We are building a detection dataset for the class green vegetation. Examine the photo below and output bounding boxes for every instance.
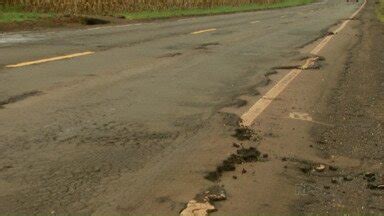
[123,0,314,20]
[1,0,314,23]
[377,0,384,22]
[0,6,52,23]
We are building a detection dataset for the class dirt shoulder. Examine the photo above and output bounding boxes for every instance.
[297,0,384,213]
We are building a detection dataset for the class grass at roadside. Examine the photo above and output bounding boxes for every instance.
[0,6,52,23]
[122,0,314,20]
[377,0,384,22]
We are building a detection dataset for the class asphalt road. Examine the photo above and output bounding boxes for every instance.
[0,0,364,215]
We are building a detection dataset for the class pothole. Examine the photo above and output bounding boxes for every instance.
[0,90,43,108]
[226,98,248,108]
[272,65,302,70]
[80,17,111,25]
[195,42,220,50]
[272,56,325,71]
[158,52,182,58]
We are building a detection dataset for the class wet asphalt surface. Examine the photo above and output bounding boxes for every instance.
[0,0,365,215]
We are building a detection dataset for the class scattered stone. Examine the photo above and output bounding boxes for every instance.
[262,153,269,159]
[232,127,256,141]
[324,185,331,189]
[282,157,288,162]
[236,147,261,162]
[366,176,376,183]
[284,165,288,169]
[317,140,327,145]
[367,183,378,190]
[329,166,338,171]
[364,172,375,178]
[196,186,227,202]
[204,147,261,182]
[180,200,216,216]
[218,160,236,172]
[364,172,377,185]
[232,143,240,148]
[242,168,247,174]
[343,175,353,181]
[315,164,326,172]
[301,57,323,70]
[205,172,220,182]
[299,164,313,174]
[232,175,238,180]
[331,177,341,184]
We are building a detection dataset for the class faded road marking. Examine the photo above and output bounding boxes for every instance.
[241,0,366,127]
[250,21,261,24]
[289,112,333,126]
[289,112,313,122]
[6,51,95,68]
[191,28,217,35]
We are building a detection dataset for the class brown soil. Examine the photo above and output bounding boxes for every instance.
[297,1,384,214]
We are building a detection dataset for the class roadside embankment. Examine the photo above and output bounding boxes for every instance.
[0,0,313,26]
[3,0,310,15]
[0,6,52,23]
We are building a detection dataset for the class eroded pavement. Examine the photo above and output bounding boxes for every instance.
[0,0,382,215]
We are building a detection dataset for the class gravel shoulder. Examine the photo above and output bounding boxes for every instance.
[299,1,384,213]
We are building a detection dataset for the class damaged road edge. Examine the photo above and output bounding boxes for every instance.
[180,125,266,216]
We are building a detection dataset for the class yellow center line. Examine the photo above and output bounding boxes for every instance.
[241,0,367,127]
[6,51,95,68]
[190,28,217,35]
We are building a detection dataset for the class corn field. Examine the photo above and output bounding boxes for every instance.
[3,0,282,14]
